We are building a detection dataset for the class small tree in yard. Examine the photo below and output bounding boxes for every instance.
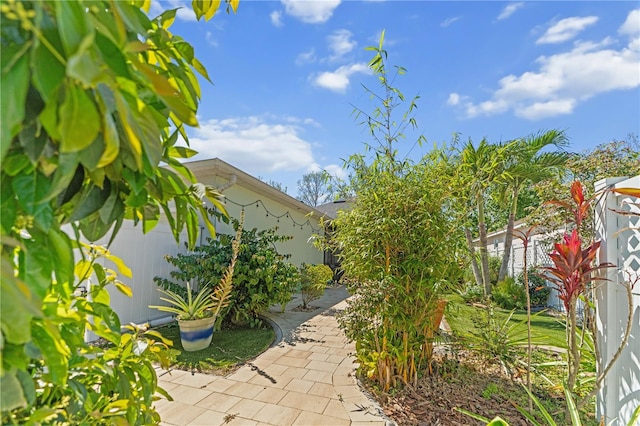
[329,31,464,391]
[299,264,333,309]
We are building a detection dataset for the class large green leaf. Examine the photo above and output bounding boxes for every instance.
[19,122,48,163]
[1,257,41,344]
[1,52,29,162]
[79,212,113,241]
[58,83,101,153]
[31,33,65,102]
[48,228,74,287]
[12,171,54,230]
[23,234,53,300]
[42,152,80,203]
[0,370,28,411]
[31,320,69,386]
[67,34,105,86]
[56,0,92,56]
[67,183,110,223]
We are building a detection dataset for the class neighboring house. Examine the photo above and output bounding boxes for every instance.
[474,221,561,308]
[89,158,325,330]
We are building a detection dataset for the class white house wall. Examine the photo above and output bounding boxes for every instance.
[202,177,324,267]
[92,220,189,329]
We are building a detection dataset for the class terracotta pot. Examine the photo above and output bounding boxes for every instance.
[178,316,215,352]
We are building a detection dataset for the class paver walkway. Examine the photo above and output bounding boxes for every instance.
[154,286,392,426]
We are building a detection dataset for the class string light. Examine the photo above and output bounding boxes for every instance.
[219,196,320,233]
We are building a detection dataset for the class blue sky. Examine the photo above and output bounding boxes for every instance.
[154,1,640,196]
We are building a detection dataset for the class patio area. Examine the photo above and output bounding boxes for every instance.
[154,286,392,425]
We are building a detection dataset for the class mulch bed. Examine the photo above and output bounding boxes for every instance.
[365,351,564,425]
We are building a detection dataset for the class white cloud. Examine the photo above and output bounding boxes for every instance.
[619,9,640,50]
[323,164,347,180]
[270,10,283,27]
[312,63,369,93]
[447,93,460,106]
[536,16,599,44]
[497,2,524,21]
[327,29,357,60]
[515,99,576,120]
[451,15,640,121]
[619,9,640,36]
[281,0,341,24]
[296,48,317,66]
[440,16,461,28]
[187,116,316,173]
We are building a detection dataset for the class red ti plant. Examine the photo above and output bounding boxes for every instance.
[540,181,614,395]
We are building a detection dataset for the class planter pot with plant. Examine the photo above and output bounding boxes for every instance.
[151,217,243,351]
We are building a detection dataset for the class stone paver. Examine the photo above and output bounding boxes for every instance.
[156,286,393,425]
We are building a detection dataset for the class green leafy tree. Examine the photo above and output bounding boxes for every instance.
[1,0,238,423]
[532,136,640,240]
[496,130,569,282]
[456,138,512,295]
[297,170,334,206]
[329,31,463,391]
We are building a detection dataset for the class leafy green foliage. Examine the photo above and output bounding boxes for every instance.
[458,284,486,304]
[532,137,640,241]
[151,218,242,321]
[2,244,176,424]
[517,271,550,307]
[492,277,527,310]
[1,0,238,422]
[330,32,463,391]
[155,219,299,327]
[299,263,332,309]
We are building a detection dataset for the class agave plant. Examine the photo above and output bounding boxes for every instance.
[153,281,217,321]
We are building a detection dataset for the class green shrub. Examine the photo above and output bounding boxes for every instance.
[489,255,502,286]
[516,271,550,307]
[459,285,486,304]
[492,277,526,310]
[299,264,333,309]
[155,219,299,327]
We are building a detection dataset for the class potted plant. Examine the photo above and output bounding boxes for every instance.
[151,219,242,351]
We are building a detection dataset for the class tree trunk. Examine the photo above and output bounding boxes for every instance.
[498,189,518,282]
[464,228,483,288]
[477,199,491,295]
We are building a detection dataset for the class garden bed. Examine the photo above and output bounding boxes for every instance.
[367,350,597,425]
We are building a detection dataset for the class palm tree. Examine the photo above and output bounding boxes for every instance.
[496,130,569,283]
[459,138,512,295]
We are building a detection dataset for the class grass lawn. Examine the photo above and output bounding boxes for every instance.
[153,321,275,375]
[446,293,567,348]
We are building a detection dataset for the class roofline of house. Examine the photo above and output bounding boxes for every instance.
[184,158,326,220]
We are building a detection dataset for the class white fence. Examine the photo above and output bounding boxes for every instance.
[594,176,640,425]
